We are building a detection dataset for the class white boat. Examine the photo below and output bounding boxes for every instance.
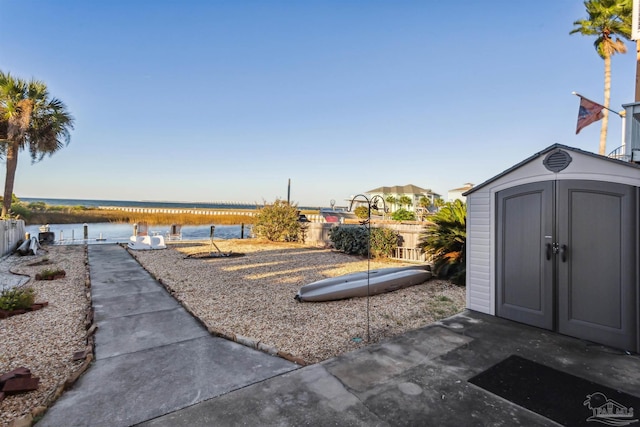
[295,265,432,302]
[127,235,167,250]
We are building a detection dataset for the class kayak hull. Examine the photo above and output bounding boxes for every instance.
[295,265,432,302]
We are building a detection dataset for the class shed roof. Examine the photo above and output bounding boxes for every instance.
[463,143,640,196]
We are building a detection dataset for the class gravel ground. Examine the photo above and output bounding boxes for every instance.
[0,240,465,426]
[0,245,89,427]
[131,239,466,364]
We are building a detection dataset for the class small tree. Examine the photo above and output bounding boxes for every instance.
[369,227,399,258]
[354,205,369,219]
[253,199,301,242]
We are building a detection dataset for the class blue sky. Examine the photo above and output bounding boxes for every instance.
[1,1,637,207]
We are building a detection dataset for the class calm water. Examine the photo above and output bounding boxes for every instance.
[21,197,262,243]
[25,223,252,244]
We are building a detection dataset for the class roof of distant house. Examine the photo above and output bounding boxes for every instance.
[449,183,474,192]
[366,184,438,195]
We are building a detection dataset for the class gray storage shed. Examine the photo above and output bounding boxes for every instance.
[465,144,639,353]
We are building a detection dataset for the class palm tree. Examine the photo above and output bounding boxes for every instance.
[418,200,466,285]
[571,0,632,155]
[398,195,412,210]
[0,71,74,217]
[384,194,397,211]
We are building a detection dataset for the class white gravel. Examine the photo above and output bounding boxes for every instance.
[0,245,89,427]
[131,240,466,364]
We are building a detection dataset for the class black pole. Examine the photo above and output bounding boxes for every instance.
[287,178,291,204]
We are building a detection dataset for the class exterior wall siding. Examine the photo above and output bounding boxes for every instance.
[466,190,493,314]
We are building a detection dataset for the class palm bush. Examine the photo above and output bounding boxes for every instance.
[418,200,466,285]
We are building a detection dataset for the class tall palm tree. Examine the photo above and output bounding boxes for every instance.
[398,195,412,210]
[384,194,397,212]
[571,0,632,155]
[0,71,74,217]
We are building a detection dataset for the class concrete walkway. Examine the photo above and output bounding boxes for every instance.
[139,311,640,426]
[38,244,640,426]
[38,245,297,427]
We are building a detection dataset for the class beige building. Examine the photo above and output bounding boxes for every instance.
[363,184,441,213]
[447,183,474,202]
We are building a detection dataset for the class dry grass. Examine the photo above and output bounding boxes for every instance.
[26,209,256,226]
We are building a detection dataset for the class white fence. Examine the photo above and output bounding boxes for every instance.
[0,219,25,256]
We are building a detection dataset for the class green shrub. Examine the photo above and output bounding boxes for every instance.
[9,203,31,219]
[329,225,369,256]
[0,287,35,311]
[391,208,416,221]
[329,225,398,258]
[36,268,66,280]
[369,227,399,258]
[252,199,301,242]
[27,201,47,211]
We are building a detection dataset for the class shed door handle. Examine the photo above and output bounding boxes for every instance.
[546,243,552,260]
[560,244,568,262]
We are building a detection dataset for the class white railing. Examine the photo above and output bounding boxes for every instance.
[390,246,430,263]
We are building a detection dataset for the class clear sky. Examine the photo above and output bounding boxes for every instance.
[1,1,637,207]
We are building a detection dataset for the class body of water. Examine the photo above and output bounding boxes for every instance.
[21,197,318,211]
[25,223,251,244]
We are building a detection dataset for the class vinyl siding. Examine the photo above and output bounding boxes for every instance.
[466,190,493,314]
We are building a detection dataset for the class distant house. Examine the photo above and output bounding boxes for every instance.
[447,183,474,202]
[362,184,442,213]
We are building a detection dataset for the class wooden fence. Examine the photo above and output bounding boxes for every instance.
[0,219,25,256]
[304,222,430,263]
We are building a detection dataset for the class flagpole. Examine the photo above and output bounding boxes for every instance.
[572,92,623,117]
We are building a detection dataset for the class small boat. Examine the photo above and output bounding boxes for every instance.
[295,265,432,302]
[127,235,167,250]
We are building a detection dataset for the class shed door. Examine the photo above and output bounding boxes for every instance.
[556,181,636,350]
[496,182,554,330]
[497,180,637,351]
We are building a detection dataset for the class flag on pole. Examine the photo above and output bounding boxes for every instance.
[575,95,605,134]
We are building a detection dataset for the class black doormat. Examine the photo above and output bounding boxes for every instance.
[468,355,640,426]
